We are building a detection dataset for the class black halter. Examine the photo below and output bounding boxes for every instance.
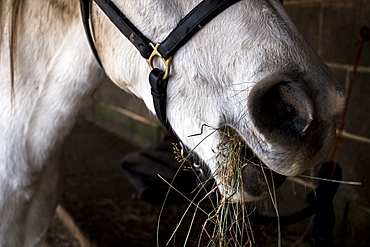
[80,0,243,136]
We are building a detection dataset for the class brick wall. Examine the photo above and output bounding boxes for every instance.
[82,0,370,245]
[285,0,370,245]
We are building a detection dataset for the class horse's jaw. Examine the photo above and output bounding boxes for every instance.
[167,70,343,202]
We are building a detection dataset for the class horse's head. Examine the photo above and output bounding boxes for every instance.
[92,0,343,201]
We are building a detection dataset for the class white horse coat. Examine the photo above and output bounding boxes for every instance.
[0,0,343,246]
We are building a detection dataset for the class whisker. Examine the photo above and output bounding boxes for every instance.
[298,174,362,186]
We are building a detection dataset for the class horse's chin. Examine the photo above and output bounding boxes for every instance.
[201,126,287,202]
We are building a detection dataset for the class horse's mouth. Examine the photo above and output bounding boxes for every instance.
[216,126,286,201]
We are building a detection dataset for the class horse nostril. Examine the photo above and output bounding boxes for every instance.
[249,80,313,143]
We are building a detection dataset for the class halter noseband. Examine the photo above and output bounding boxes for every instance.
[80,0,242,136]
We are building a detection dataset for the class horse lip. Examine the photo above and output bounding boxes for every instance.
[267,163,304,177]
[220,125,311,179]
[219,126,287,195]
[240,158,287,192]
[259,148,325,177]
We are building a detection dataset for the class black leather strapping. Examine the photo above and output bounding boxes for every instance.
[148,69,171,132]
[80,0,241,135]
[85,0,154,59]
[156,0,242,60]
[80,0,102,67]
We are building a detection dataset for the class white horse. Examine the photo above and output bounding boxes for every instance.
[0,0,343,246]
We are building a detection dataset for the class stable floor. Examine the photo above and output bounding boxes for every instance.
[45,119,313,247]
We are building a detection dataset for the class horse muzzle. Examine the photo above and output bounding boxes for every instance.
[245,73,341,177]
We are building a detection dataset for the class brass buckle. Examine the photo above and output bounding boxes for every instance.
[146,43,172,80]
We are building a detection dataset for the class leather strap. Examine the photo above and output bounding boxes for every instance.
[80,0,242,136]
[80,0,241,62]
[80,0,102,66]
[91,0,154,59]
[148,69,173,134]
[157,0,241,60]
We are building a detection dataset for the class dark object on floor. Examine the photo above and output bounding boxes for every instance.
[250,162,342,247]
[121,140,199,203]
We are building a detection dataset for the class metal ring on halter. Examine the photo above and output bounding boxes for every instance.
[146,43,172,80]
[179,141,185,158]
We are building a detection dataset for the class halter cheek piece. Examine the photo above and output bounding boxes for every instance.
[79,0,243,137]
[80,0,284,190]
[80,0,284,135]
